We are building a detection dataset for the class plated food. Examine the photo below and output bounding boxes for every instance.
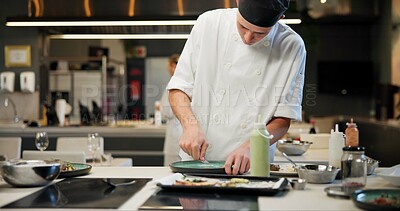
[158,173,288,196]
[58,162,92,178]
[174,176,276,188]
[270,163,298,177]
[352,189,400,210]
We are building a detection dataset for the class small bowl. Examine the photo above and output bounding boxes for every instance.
[290,178,307,190]
[1,160,61,187]
[366,156,379,175]
[277,140,313,156]
[296,164,340,184]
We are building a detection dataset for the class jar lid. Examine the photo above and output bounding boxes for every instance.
[342,146,365,151]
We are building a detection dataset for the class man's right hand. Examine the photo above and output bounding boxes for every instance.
[179,124,208,160]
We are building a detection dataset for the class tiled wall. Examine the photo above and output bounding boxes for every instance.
[0,92,39,122]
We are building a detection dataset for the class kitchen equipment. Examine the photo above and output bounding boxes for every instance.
[20,71,35,93]
[277,140,312,155]
[296,164,340,184]
[1,160,61,187]
[366,156,379,175]
[341,146,367,194]
[55,99,72,126]
[169,160,225,174]
[281,152,304,170]
[2,178,151,209]
[0,71,15,92]
[140,189,259,210]
[156,173,288,196]
[290,178,307,190]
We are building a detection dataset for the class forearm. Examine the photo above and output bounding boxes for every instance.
[266,117,291,145]
[168,89,199,129]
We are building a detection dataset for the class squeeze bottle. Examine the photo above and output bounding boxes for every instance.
[250,115,274,177]
[328,124,345,168]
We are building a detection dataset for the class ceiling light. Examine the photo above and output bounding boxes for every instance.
[6,19,301,27]
[49,34,190,39]
[6,20,197,27]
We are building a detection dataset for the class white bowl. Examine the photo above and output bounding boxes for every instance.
[300,133,330,149]
[377,164,400,187]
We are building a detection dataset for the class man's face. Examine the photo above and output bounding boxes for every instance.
[236,12,272,46]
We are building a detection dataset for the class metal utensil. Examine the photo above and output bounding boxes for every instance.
[281,152,305,169]
[103,178,136,187]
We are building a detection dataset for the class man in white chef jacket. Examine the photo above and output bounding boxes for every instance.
[167,0,306,175]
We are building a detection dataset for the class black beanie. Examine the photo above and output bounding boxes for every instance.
[238,0,290,27]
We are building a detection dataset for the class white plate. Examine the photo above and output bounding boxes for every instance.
[377,164,400,187]
[270,163,298,177]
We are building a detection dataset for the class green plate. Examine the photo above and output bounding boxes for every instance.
[351,189,400,210]
[169,160,226,174]
[58,163,92,178]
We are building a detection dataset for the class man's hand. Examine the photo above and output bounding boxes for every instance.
[224,141,250,175]
[179,124,208,160]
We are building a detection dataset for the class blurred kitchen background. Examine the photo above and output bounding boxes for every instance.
[0,0,399,123]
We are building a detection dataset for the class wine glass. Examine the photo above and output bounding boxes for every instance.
[35,132,49,151]
[87,133,100,165]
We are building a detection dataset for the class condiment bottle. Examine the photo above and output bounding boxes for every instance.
[154,101,162,126]
[328,124,345,168]
[341,146,367,194]
[345,118,359,147]
[250,115,274,177]
[309,119,317,134]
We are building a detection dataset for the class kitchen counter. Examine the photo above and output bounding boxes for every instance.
[0,124,166,138]
[0,122,166,166]
[0,166,396,210]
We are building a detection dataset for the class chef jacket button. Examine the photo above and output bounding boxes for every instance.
[240,123,247,129]
[233,35,239,41]
[219,89,226,95]
[263,41,270,47]
[256,69,261,75]
[225,63,232,70]
[214,115,219,122]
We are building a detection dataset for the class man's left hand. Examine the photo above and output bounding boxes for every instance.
[224,141,250,175]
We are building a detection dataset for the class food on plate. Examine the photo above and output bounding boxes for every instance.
[270,163,296,173]
[174,177,218,186]
[368,194,399,207]
[173,176,276,188]
[270,164,280,171]
[61,162,76,172]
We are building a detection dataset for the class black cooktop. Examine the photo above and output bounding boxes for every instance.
[139,189,259,210]
[2,178,151,209]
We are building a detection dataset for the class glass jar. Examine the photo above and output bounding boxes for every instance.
[341,146,367,194]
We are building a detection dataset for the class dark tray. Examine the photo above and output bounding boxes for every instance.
[157,173,289,196]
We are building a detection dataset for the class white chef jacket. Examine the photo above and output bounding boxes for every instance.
[166,8,306,161]
[160,89,183,165]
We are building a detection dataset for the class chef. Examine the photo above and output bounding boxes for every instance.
[167,0,306,175]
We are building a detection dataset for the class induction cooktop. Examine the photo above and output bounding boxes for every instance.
[2,178,151,209]
[139,189,259,210]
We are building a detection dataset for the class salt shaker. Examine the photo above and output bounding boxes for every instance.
[341,146,367,194]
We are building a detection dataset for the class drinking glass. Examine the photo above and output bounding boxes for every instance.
[35,132,49,151]
[87,133,100,165]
